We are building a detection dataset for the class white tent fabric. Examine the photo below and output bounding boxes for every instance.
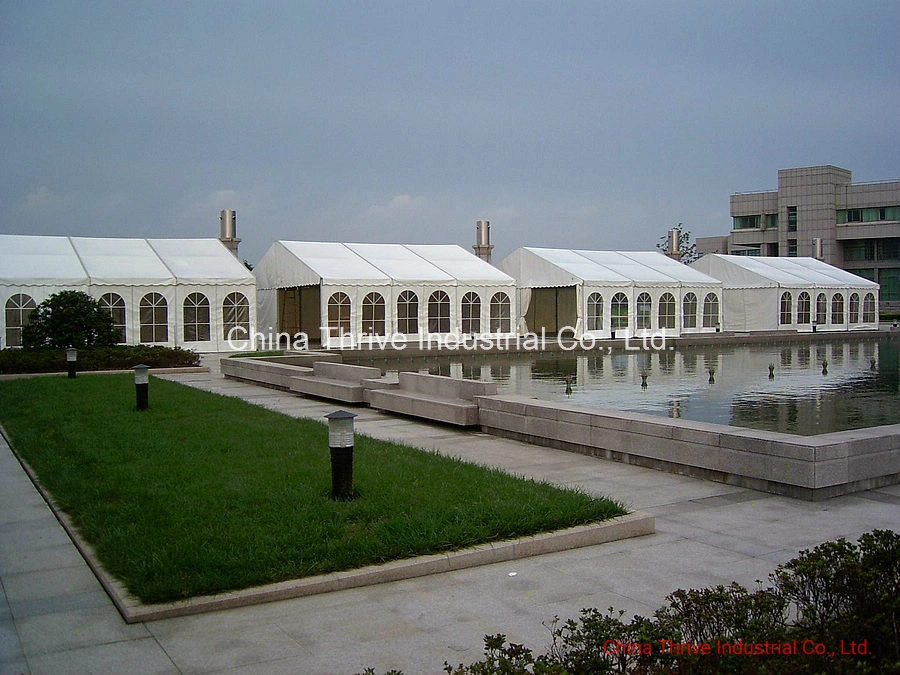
[497,248,723,338]
[0,235,256,351]
[690,255,879,332]
[254,241,517,348]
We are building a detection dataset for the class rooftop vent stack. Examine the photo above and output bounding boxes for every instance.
[473,220,494,263]
[814,238,824,260]
[667,227,683,261]
[219,209,241,257]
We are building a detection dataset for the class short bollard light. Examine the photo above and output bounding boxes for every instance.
[325,410,357,501]
[133,364,150,411]
[66,347,78,379]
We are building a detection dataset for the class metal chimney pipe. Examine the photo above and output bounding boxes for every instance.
[473,220,494,263]
[219,209,241,257]
[666,228,683,261]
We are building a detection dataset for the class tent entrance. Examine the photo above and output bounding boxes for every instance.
[277,285,321,345]
[524,286,577,335]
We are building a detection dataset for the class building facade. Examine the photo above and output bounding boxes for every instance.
[697,166,900,310]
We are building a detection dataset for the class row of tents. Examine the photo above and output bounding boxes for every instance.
[0,234,880,350]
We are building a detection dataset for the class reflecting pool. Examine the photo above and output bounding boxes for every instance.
[351,338,900,435]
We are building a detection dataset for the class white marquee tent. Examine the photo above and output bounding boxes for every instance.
[0,235,256,351]
[690,254,879,332]
[254,241,517,348]
[497,248,723,338]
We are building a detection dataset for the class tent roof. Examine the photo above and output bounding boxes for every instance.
[498,248,722,287]
[0,235,254,287]
[690,254,879,289]
[256,241,515,288]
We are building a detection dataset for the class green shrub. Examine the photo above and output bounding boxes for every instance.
[21,290,119,349]
[398,530,900,675]
[0,345,200,374]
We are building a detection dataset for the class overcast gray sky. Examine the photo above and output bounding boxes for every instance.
[2,1,898,265]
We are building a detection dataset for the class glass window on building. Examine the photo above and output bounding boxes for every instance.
[490,292,511,332]
[862,293,877,323]
[787,206,798,232]
[611,293,629,329]
[878,269,900,302]
[427,291,451,333]
[831,294,844,324]
[796,292,811,324]
[183,293,211,342]
[397,291,418,334]
[815,293,827,325]
[682,293,697,329]
[702,293,719,328]
[99,293,127,343]
[765,213,778,229]
[733,215,761,230]
[849,293,860,324]
[327,292,351,335]
[636,293,652,329]
[140,293,168,343]
[779,292,792,325]
[788,239,798,257]
[362,292,386,336]
[4,293,37,347]
[460,292,481,334]
[223,292,250,341]
[586,293,603,331]
[658,293,676,329]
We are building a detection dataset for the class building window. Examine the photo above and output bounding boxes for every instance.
[427,291,451,333]
[183,293,211,342]
[585,293,603,331]
[99,293,126,343]
[847,209,862,223]
[4,293,36,347]
[461,292,481,334]
[611,293,628,330]
[682,293,698,329]
[733,215,761,230]
[223,292,250,340]
[862,293,877,323]
[831,294,844,324]
[327,292,351,335]
[788,239,798,257]
[881,269,900,302]
[397,290,418,334]
[849,293,860,324]
[636,293,652,329]
[658,293,676,329]
[362,292,386,336]
[796,292,811,324]
[702,293,719,328]
[765,213,778,229]
[787,206,797,232]
[815,293,827,325]
[779,292,792,325]
[140,293,168,343]
[490,292,511,332]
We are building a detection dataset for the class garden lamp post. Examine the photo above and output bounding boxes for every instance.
[66,347,77,379]
[325,410,357,500]
[133,364,150,411]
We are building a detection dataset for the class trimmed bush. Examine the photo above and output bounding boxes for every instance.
[22,290,119,349]
[0,345,200,374]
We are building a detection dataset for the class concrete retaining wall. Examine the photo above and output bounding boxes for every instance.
[476,394,900,500]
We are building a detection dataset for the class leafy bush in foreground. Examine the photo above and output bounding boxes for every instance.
[0,345,200,374]
[366,529,900,674]
[22,290,119,349]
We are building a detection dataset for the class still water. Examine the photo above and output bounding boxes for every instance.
[351,338,900,435]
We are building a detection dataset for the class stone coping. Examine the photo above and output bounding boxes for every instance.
[2,424,653,624]
[0,366,208,381]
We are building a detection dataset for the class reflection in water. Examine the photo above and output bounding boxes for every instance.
[351,338,899,436]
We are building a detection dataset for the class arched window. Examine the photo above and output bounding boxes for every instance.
[490,292,511,333]
[831,294,844,325]
[658,293,676,330]
[636,293,652,330]
[815,293,827,325]
[362,292,386,336]
[702,293,719,328]
[397,291,418,334]
[682,293,698,329]
[140,293,168,343]
[99,293,127,343]
[4,293,36,347]
[611,293,628,330]
[461,292,481,334]
[849,293,860,324]
[223,292,250,340]
[427,291,451,333]
[327,292,351,335]
[796,292,811,325]
[780,292,793,325]
[586,293,603,331]
[183,293,211,341]
[862,293,877,323]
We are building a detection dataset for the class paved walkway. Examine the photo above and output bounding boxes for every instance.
[2,359,899,674]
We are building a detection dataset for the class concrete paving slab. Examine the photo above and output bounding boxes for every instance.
[15,606,151,656]
[26,638,177,675]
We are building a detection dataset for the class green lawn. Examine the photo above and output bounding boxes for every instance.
[0,375,626,604]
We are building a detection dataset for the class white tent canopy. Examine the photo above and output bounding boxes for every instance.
[497,248,723,338]
[690,254,879,332]
[254,241,517,348]
[0,235,256,351]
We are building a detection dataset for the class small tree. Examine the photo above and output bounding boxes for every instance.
[657,224,699,263]
[22,290,119,349]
